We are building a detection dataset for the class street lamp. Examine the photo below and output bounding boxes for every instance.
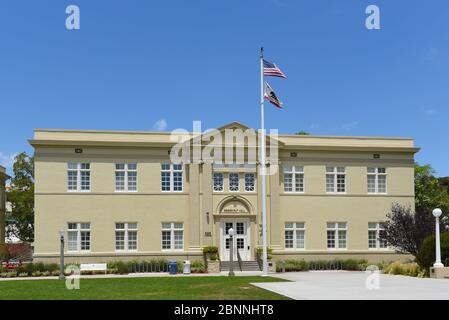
[228,227,235,276]
[59,230,66,280]
[432,208,444,268]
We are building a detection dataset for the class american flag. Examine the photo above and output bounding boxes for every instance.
[263,59,287,78]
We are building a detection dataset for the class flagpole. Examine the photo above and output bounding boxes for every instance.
[260,47,268,276]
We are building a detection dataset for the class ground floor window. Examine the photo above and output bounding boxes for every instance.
[67,222,91,252]
[284,222,305,249]
[327,222,347,249]
[161,222,184,250]
[115,222,138,251]
[368,222,387,249]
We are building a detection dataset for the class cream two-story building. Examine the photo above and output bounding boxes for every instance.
[30,122,418,264]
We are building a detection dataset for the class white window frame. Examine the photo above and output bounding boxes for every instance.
[284,222,306,250]
[367,167,387,194]
[327,222,347,250]
[368,222,387,250]
[161,164,183,192]
[326,166,346,194]
[213,172,224,192]
[161,222,184,251]
[244,173,256,192]
[229,173,239,192]
[115,163,138,192]
[283,165,305,193]
[115,222,138,252]
[67,163,91,192]
[67,222,91,253]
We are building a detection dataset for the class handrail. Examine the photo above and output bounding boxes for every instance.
[236,247,243,271]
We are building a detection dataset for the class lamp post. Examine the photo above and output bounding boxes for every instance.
[59,230,66,280]
[432,208,444,268]
[228,227,235,276]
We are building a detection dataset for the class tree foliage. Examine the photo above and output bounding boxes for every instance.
[381,164,449,256]
[6,152,34,242]
[294,131,310,135]
[416,233,449,269]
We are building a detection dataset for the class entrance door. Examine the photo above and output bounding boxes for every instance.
[221,219,250,261]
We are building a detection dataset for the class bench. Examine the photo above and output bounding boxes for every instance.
[80,263,107,274]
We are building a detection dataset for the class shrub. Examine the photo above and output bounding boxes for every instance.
[31,271,42,277]
[107,261,129,274]
[51,270,60,276]
[203,246,219,261]
[382,261,425,277]
[256,247,273,260]
[18,272,29,277]
[190,261,206,273]
[416,232,449,269]
[276,260,309,272]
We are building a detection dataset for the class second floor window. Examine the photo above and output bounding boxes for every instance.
[367,167,387,193]
[213,173,224,192]
[161,164,183,192]
[244,173,255,192]
[229,173,239,192]
[326,166,346,193]
[115,163,137,192]
[284,165,304,193]
[67,222,91,252]
[115,222,138,251]
[68,163,90,191]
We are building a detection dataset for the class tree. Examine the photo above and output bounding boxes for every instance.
[381,163,449,256]
[6,152,34,242]
[294,131,310,135]
[415,164,449,213]
[381,204,444,256]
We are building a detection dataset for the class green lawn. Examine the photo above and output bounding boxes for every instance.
[0,276,290,300]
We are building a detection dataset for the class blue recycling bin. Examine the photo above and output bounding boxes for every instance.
[168,261,177,275]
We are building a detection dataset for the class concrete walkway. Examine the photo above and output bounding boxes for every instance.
[253,271,449,300]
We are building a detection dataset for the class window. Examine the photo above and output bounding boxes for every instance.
[161,164,183,192]
[367,168,387,194]
[161,222,184,250]
[326,166,346,193]
[229,173,239,192]
[115,222,138,251]
[213,173,224,192]
[67,222,91,252]
[368,222,387,249]
[284,222,305,249]
[115,163,137,192]
[284,165,304,192]
[244,173,255,192]
[327,222,347,249]
[67,163,90,191]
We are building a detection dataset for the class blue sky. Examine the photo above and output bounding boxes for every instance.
[0,0,448,176]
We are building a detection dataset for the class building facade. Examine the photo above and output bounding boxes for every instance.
[0,165,10,259]
[30,122,418,263]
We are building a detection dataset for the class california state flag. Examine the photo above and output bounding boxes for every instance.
[264,81,283,109]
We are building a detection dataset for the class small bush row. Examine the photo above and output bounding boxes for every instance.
[0,259,206,278]
[276,259,369,272]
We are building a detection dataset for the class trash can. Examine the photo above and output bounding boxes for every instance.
[168,261,177,275]
[183,260,191,274]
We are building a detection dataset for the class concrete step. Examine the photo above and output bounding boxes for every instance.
[220,260,261,271]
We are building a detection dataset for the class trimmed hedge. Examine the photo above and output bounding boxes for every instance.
[276,259,369,272]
